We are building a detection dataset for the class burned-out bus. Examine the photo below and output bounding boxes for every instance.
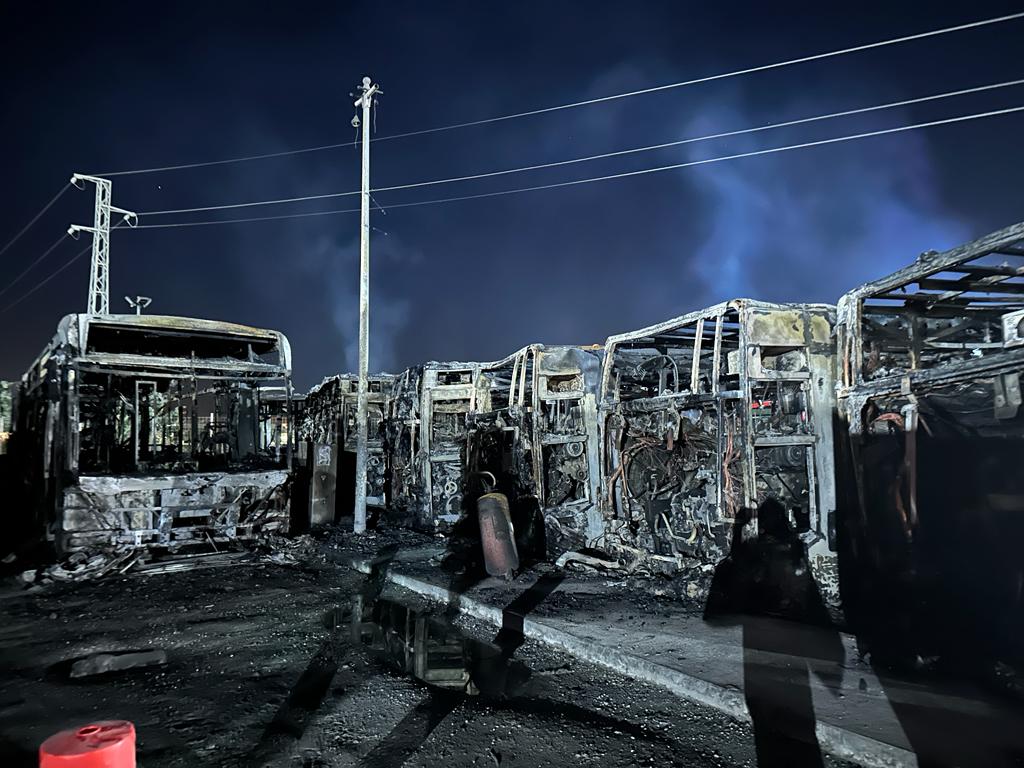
[378,301,841,605]
[14,313,296,555]
[836,222,1024,659]
[302,373,392,525]
[384,346,604,543]
[597,299,840,606]
[465,344,604,556]
[387,359,507,531]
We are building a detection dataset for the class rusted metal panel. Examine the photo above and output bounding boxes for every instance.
[309,441,338,526]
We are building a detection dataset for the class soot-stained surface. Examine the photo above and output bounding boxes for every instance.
[0,550,856,767]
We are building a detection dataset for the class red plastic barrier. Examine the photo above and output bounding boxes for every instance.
[40,721,135,767]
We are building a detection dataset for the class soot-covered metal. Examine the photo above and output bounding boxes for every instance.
[836,221,1024,667]
[11,313,296,556]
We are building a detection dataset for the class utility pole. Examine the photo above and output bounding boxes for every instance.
[68,173,136,315]
[352,76,380,534]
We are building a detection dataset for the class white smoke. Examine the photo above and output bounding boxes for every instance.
[303,232,419,374]
[677,94,972,305]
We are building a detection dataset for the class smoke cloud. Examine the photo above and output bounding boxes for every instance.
[677,92,972,306]
[304,233,418,375]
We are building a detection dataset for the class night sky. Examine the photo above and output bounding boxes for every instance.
[2,2,1023,390]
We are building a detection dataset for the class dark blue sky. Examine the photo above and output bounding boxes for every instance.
[2,2,1023,389]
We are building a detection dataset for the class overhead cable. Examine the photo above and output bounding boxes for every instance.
[0,185,69,258]
[97,11,1024,177]
[0,233,69,299]
[0,221,126,315]
[122,104,1024,230]
[139,79,1024,217]
[0,243,90,314]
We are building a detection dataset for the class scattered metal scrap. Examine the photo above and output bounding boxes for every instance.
[37,547,140,583]
[555,550,625,572]
[18,531,320,586]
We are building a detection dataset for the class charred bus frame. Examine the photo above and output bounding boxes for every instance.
[303,373,392,526]
[385,346,604,543]
[14,313,295,555]
[836,222,1024,654]
[597,299,840,604]
[387,357,516,531]
[465,344,604,556]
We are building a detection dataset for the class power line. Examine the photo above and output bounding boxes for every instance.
[372,12,1024,141]
[99,141,359,178]
[122,104,1024,231]
[139,78,1024,218]
[0,243,90,314]
[0,233,69,299]
[0,221,127,316]
[97,11,1024,178]
[135,206,360,229]
[0,184,69,258]
[16,106,1019,311]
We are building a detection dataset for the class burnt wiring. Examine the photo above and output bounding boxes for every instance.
[722,413,739,520]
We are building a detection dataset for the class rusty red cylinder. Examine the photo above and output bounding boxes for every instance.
[40,721,136,768]
[477,492,520,578]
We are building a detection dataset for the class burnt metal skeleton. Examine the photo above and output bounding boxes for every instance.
[597,299,840,608]
[383,361,481,532]
[14,313,296,555]
[464,345,604,560]
[368,309,839,609]
[835,221,1024,663]
[301,373,393,526]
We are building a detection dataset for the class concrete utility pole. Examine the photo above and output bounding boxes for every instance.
[68,173,136,315]
[352,76,380,534]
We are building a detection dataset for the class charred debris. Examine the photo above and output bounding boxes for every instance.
[4,222,1023,645]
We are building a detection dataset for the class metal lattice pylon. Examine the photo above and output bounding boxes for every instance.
[69,173,136,316]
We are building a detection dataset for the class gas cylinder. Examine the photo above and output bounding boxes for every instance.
[477,492,520,578]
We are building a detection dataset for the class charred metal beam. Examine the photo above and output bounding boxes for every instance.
[918,277,1024,295]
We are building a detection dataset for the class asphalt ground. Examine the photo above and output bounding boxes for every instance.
[0,551,858,768]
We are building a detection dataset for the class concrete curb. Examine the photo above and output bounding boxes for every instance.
[355,560,916,768]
